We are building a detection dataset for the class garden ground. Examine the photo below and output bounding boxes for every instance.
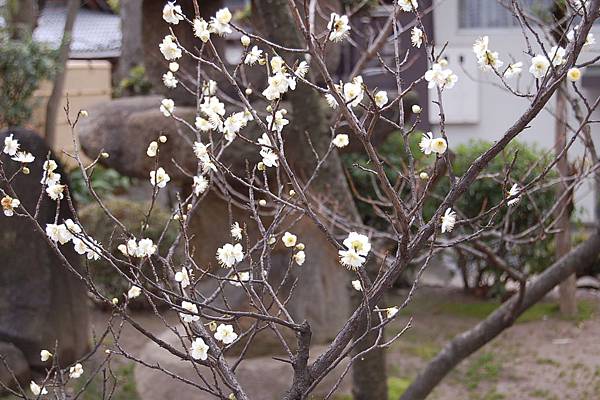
[13,286,598,400]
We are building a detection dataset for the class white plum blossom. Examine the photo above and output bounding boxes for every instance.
[262,72,292,101]
[162,71,178,88]
[266,110,289,132]
[351,280,362,291]
[175,267,190,288]
[193,18,211,42]
[327,13,351,42]
[120,238,157,258]
[69,363,84,379]
[295,61,309,78]
[180,301,200,323]
[244,46,263,65]
[1,195,20,217]
[529,55,550,79]
[343,76,364,107]
[231,222,242,241]
[46,184,65,200]
[190,337,209,360]
[46,223,72,244]
[567,67,582,82]
[411,27,423,48]
[163,2,184,24]
[214,324,238,344]
[147,141,158,157]
[30,381,48,396]
[261,149,279,168]
[293,250,306,266]
[169,62,179,72]
[567,28,595,47]
[40,350,52,362]
[325,93,338,109]
[193,175,209,195]
[441,208,457,233]
[11,151,35,163]
[160,98,175,116]
[222,112,249,141]
[374,91,388,108]
[333,134,349,148]
[210,8,232,36]
[200,97,225,119]
[3,134,19,156]
[425,63,458,90]
[339,248,366,270]
[503,62,523,78]
[343,232,371,256]
[159,35,182,60]
[216,243,244,268]
[472,36,503,71]
[386,306,399,319]
[282,232,297,248]
[150,167,171,188]
[507,183,522,206]
[549,46,566,66]
[270,56,285,73]
[128,286,142,299]
[42,160,60,186]
[339,232,371,269]
[397,0,418,12]
[241,35,251,47]
[195,116,213,132]
[419,132,447,155]
[229,271,250,286]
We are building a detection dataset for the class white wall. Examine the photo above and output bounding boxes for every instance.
[431,0,600,221]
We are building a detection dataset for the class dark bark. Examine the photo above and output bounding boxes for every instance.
[44,0,79,146]
[117,0,143,82]
[399,232,600,400]
[6,0,38,39]
[251,1,387,398]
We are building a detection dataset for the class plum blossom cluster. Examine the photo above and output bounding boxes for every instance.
[424,61,458,90]
[472,36,503,72]
[419,132,447,155]
[339,232,371,269]
[118,238,157,258]
[46,220,101,260]
[281,232,306,266]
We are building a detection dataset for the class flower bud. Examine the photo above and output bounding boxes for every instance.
[258,199,267,206]
[419,172,429,180]
[159,135,168,143]
[412,104,422,114]
[22,167,30,175]
[241,35,250,47]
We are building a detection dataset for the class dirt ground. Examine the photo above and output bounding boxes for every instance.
[85,286,600,400]
[384,287,600,400]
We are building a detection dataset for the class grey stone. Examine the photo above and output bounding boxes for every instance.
[0,128,90,369]
[134,329,351,400]
[0,342,30,392]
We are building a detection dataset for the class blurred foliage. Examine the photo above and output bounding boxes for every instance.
[0,29,57,127]
[78,197,178,310]
[76,363,139,400]
[69,165,132,205]
[343,133,559,295]
[107,0,120,14]
[114,65,152,97]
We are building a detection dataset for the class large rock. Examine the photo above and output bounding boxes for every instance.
[78,96,261,183]
[0,342,30,392]
[0,128,90,370]
[134,329,351,400]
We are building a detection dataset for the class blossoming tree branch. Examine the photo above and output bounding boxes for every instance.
[1,0,600,399]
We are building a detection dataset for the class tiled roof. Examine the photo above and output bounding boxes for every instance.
[33,5,121,59]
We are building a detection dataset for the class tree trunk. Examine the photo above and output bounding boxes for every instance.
[6,0,38,39]
[251,1,387,397]
[117,0,143,83]
[44,0,79,146]
[555,86,577,317]
[399,232,600,400]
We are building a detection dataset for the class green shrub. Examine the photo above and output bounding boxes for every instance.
[69,165,132,205]
[114,65,152,97]
[78,197,179,309]
[0,29,57,127]
[342,133,557,295]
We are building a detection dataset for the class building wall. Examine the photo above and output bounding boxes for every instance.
[432,0,600,221]
[31,59,112,164]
